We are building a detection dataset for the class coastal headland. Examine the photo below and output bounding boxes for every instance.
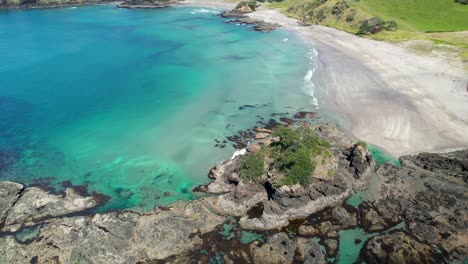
[1,117,467,263]
[0,1,467,263]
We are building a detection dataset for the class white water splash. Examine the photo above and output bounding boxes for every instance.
[231,148,247,160]
[190,8,220,15]
[303,48,319,109]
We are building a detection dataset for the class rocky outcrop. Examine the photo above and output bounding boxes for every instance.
[0,197,226,263]
[0,181,23,227]
[2,186,99,232]
[361,232,442,264]
[116,0,181,9]
[357,150,468,263]
[1,120,467,263]
[251,233,326,264]
[220,2,280,32]
[200,123,374,230]
[0,0,111,9]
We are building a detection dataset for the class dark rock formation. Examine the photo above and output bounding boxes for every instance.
[220,3,280,32]
[357,150,468,263]
[361,232,444,264]
[0,0,111,9]
[0,120,467,263]
[117,0,181,9]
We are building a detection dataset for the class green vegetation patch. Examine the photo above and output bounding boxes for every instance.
[235,0,259,11]
[360,0,468,32]
[271,126,331,186]
[237,126,332,187]
[239,152,265,181]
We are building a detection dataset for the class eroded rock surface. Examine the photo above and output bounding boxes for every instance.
[0,121,467,263]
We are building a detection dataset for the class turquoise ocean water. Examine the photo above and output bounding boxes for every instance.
[0,5,318,211]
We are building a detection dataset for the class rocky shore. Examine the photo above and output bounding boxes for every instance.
[220,2,280,32]
[116,0,181,9]
[0,117,466,263]
[0,0,111,9]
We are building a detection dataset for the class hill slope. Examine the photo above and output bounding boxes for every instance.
[269,0,468,60]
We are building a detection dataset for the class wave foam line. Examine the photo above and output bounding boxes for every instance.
[302,48,319,109]
[190,8,220,15]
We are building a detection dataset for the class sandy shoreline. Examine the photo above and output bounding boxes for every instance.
[183,0,468,157]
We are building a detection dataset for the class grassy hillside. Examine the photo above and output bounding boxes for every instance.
[360,0,468,32]
[268,0,468,61]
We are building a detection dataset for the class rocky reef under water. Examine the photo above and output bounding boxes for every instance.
[0,116,467,263]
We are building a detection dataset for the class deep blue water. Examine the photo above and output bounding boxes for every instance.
[0,5,317,211]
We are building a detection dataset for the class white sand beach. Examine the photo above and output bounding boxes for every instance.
[183,0,468,157]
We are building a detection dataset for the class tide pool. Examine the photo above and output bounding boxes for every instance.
[0,5,318,211]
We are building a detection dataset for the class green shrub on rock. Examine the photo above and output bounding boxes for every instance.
[235,0,259,12]
[239,152,264,181]
[272,126,331,186]
[358,17,398,34]
[357,140,368,149]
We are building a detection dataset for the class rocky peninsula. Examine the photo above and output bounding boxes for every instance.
[1,116,466,263]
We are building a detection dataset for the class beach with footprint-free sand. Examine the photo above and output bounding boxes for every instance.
[184,0,468,157]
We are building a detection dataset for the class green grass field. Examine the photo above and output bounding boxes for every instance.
[360,0,468,32]
[268,0,468,62]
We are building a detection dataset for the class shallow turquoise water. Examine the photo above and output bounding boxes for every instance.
[240,230,264,244]
[0,5,317,211]
[368,145,401,166]
[337,222,406,264]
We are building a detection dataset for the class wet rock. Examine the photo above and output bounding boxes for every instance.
[401,150,468,182]
[361,207,387,232]
[2,187,98,232]
[252,22,280,32]
[360,232,443,264]
[331,206,357,229]
[117,0,181,9]
[0,198,225,263]
[318,221,333,235]
[0,181,24,226]
[279,117,294,126]
[408,221,442,245]
[254,127,272,134]
[251,233,326,264]
[220,11,247,18]
[348,143,375,179]
[298,225,317,237]
[255,132,270,139]
[295,237,326,264]
[251,233,295,263]
[293,112,316,119]
[323,239,338,256]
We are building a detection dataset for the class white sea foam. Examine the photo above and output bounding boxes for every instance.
[231,148,247,160]
[302,48,319,109]
[190,8,219,14]
[283,38,288,42]
[68,6,77,9]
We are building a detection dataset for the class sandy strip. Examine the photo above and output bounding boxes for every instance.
[182,1,468,156]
